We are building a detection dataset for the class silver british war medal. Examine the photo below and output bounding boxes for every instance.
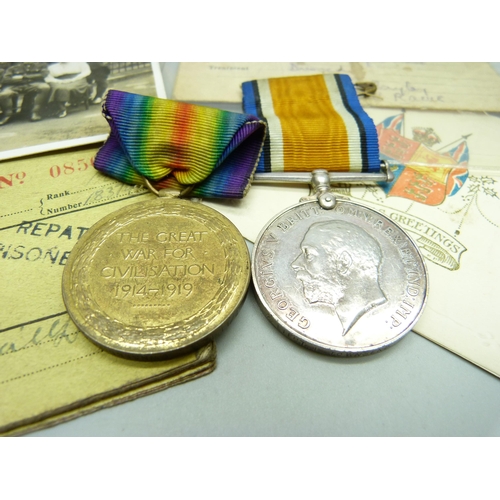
[252,167,428,356]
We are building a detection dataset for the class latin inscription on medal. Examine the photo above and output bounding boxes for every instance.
[62,198,250,358]
[252,199,428,356]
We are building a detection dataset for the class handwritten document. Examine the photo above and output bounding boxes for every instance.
[0,147,215,435]
[173,62,500,112]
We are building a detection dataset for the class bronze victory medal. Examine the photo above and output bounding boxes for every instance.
[62,198,250,358]
[252,199,428,356]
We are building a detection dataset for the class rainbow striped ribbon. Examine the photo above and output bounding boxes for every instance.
[94,90,266,198]
[242,74,380,173]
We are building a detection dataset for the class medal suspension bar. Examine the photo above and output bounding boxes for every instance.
[252,160,394,185]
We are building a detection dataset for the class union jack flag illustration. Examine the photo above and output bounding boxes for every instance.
[445,166,469,197]
[376,114,403,134]
[447,140,469,165]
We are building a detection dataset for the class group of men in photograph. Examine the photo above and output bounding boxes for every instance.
[0,62,110,125]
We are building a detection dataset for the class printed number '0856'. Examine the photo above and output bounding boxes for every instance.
[49,158,94,178]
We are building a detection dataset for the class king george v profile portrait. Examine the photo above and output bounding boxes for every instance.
[291,220,387,336]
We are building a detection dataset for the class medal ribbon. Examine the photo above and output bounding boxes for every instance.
[94,90,266,198]
[242,74,380,173]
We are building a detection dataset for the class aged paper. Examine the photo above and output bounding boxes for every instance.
[173,62,500,112]
[0,147,215,435]
[206,109,500,378]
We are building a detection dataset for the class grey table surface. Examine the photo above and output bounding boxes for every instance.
[30,63,500,437]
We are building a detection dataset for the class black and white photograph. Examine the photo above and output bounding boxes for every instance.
[0,62,165,160]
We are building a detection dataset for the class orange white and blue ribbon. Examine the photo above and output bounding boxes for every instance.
[94,90,266,198]
[242,74,380,173]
